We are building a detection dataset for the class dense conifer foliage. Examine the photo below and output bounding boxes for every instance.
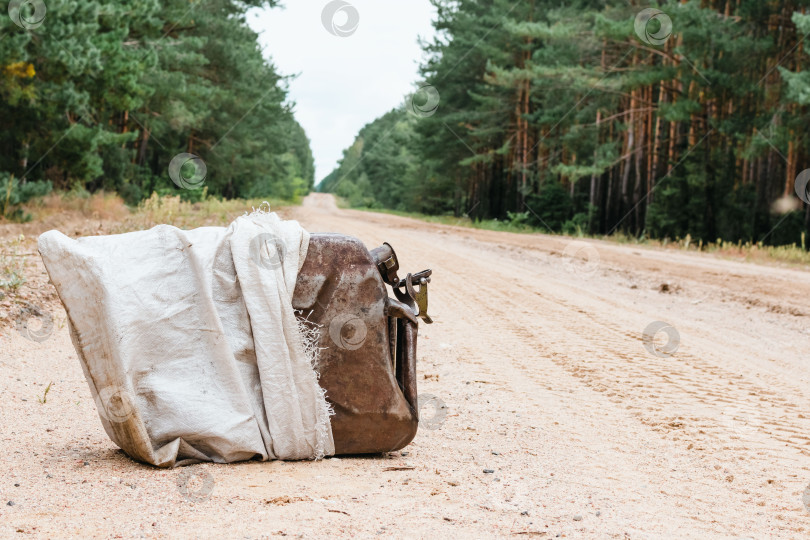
[1,0,314,206]
[322,1,810,245]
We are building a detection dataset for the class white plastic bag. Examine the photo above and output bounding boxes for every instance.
[38,211,334,467]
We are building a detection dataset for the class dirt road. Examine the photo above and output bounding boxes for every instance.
[3,193,810,538]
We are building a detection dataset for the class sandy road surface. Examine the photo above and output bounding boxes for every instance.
[3,193,810,538]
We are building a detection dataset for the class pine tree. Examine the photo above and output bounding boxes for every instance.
[322,0,810,247]
[0,0,314,210]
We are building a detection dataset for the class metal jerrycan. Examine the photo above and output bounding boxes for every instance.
[291,234,433,455]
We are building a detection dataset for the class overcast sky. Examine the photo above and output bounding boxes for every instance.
[248,1,437,184]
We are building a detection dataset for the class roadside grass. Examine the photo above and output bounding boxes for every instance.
[38,382,53,404]
[14,189,295,233]
[351,206,537,234]
[350,205,810,268]
[23,190,131,222]
[0,234,27,294]
[0,191,297,310]
[118,191,294,232]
